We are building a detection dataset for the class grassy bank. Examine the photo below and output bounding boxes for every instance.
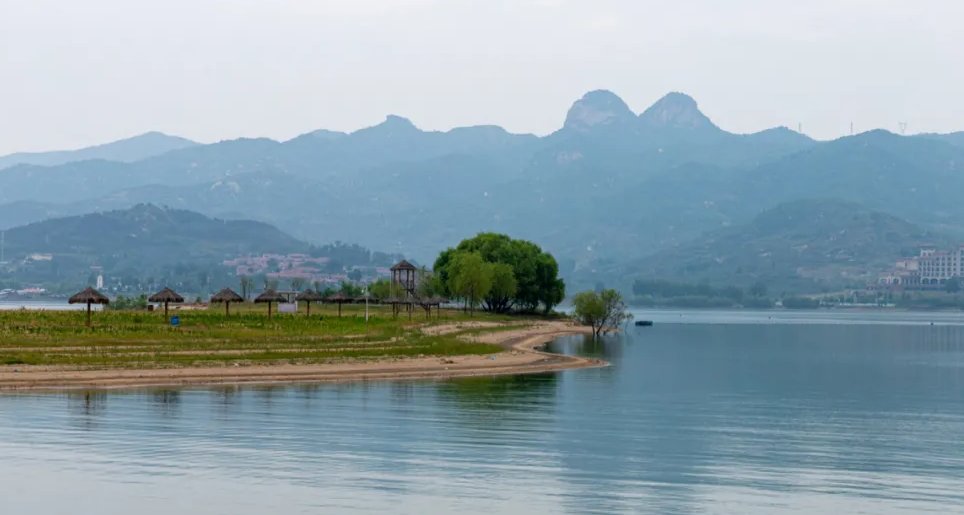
[0,304,517,368]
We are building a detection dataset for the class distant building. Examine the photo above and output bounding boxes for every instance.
[879,246,964,289]
[918,246,964,285]
[96,274,104,289]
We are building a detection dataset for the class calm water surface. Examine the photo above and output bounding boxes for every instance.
[2,310,963,514]
[0,300,93,311]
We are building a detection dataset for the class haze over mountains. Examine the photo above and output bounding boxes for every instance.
[625,199,945,292]
[1,204,398,290]
[0,132,198,170]
[2,90,963,292]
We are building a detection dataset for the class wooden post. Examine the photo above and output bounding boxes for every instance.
[164,301,169,320]
[268,302,273,319]
[225,301,230,316]
[86,301,92,328]
[338,302,342,318]
[306,301,311,317]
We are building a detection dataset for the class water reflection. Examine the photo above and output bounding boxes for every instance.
[67,390,109,431]
[2,318,964,513]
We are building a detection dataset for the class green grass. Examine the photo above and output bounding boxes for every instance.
[0,304,519,369]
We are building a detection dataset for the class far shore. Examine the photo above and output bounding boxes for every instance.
[0,321,603,392]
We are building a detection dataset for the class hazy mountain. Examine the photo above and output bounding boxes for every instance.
[919,131,964,149]
[638,91,718,130]
[2,203,307,265]
[735,130,964,225]
[0,132,198,170]
[1,90,963,283]
[0,201,69,231]
[624,199,944,292]
[0,204,403,291]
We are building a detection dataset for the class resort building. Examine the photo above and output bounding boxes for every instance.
[918,246,964,285]
[878,246,964,288]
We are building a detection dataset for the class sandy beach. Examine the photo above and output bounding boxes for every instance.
[0,321,604,391]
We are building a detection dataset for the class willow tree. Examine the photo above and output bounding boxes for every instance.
[572,289,632,337]
[433,233,565,314]
[447,252,492,316]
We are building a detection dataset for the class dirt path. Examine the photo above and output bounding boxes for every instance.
[0,321,604,391]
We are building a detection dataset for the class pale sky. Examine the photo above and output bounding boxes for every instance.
[2,0,963,154]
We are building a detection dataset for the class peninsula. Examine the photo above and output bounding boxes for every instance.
[0,306,601,391]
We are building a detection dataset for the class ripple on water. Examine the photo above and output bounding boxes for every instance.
[2,318,964,513]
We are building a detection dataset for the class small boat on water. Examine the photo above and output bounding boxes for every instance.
[634,320,654,327]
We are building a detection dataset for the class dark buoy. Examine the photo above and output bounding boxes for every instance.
[635,320,654,327]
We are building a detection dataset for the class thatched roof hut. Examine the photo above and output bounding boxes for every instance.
[255,289,286,303]
[418,296,447,319]
[149,287,184,304]
[148,287,184,319]
[255,289,286,318]
[69,287,109,327]
[390,259,417,271]
[325,292,352,317]
[296,289,324,302]
[69,287,110,305]
[210,288,244,316]
[295,289,324,316]
[383,296,414,319]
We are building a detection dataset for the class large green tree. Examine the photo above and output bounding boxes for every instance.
[434,233,565,314]
[447,252,492,315]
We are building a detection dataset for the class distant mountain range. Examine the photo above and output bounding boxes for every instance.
[620,199,945,292]
[2,90,963,292]
[0,132,198,170]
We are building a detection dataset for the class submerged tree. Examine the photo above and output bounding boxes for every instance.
[572,289,632,337]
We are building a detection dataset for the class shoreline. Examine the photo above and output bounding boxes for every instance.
[0,321,605,392]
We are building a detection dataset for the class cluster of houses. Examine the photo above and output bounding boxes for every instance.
[877,245,964,289]
[0,287,47,297]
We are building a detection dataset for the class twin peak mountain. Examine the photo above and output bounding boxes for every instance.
[563,90,718,133]
[354,90,747,139]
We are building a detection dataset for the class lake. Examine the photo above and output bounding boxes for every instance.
[2,309,963,514]
[0,300,94,311]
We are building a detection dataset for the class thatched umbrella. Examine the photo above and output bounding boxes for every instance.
[69,287,110,327]
[383,297,405,319]
[418,296,446,320]
[255,289,286,319]
[325,292,352,317]
[211,288,244,316]
[148,287,184,320]
[296,289,324,316]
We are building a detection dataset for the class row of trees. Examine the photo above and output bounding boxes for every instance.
[433,233,566,314]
